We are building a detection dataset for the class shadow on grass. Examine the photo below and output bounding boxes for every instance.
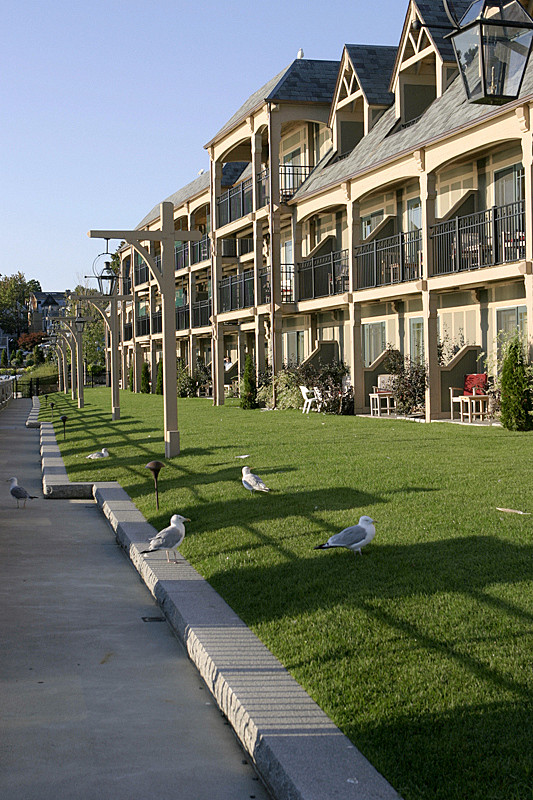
[350,700,532,800]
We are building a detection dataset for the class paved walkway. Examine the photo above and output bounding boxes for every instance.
[0,400,270,800]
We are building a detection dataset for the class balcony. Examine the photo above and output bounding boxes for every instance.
[175,243,189,271]
[431,201,525,275]
[217,178,253,227]
[218,271,254,313]
[191,234,210,265]
[123,322,133,341]
[134,264,150,285]
[279,165,312,203]
[221,237,254,258]
[175,306,190,331]
[356,231,422,289]
[258,265,295,304]
[298,250,348,300]
[192,299,212,328]
[136,316,150,337]
[151,311,162,334]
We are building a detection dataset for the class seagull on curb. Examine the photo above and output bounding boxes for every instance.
[314,516,377,558]
[140,514,190,563]
[242,466,270,494]
[86,448,109,459]
[7,477,38,508]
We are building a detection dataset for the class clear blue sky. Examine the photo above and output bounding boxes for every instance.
[1,0,407,292]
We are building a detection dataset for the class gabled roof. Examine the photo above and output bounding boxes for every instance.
[414,1,472,63]
[344,45,396,106]
[293,56,533,202]
[136,163,248,229]
[206,59,340,146]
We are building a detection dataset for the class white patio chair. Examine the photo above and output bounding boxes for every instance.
[300,385,316,414]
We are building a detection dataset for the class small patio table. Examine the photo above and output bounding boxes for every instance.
[458,393,490,423]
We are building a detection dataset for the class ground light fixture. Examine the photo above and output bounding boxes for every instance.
[60,415,68,440]
[145,460,165,509]
[50,401,54,421]
[448,0,533,104]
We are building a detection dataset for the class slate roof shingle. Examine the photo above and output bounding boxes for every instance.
[344,45,397,106]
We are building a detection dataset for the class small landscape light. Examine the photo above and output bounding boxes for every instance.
[145,460,165,510]
[50,401,55,421]
[60,415,68,440]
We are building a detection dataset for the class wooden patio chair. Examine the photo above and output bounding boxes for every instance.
[450,373,488,420]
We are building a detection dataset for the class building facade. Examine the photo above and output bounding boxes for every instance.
[116,0,533,419]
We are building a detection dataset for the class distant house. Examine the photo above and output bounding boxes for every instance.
[27,292,68,334]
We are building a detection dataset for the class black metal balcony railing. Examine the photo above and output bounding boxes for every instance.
[123,322,133,341]
[174,243,189,271]
[151,311,162,334]
[175,306,190,330]
[221,237,254,258]
[192,299,212,328]
[191,234,210,265]
[431,201,525,275]
[298,250,349,300]
[134,264,150,285]
[217,178,253,227]
[218,271,254,313]
[356,231,422,289]
[136,316,150,337]
[258,265,295,304]
[279,165,312,203]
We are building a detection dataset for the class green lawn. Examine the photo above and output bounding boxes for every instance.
[41,389,533,800]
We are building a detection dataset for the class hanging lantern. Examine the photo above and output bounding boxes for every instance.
[450,0,533,104]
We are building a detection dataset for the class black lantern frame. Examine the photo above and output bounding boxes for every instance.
[449,0,533,104]
[97,261,118,296]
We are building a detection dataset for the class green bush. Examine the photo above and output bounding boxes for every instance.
[257,360,350,413]
[500,334,533,431]
[177,359,195,397]
[140,361,151,393]
[383,347,427,415]
[155,359,163,395]
[0,349,7,368]
[240,354,258,409]
[128,364,133,391]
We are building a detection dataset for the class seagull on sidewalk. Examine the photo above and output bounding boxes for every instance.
[86,448,109,459]
[242,466,270,494]
[314,516,377,558]
[7,477,38,508]
[140,514,190,563]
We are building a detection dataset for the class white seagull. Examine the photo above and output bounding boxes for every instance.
[314,516,377,558]
[7,477,38,508]
[242,466,270,494]
[86,448,109,459]
[140,514,190,563]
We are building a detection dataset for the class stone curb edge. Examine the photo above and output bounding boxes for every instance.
[33,399,402,800]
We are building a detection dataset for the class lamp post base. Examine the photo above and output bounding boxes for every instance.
[165,430,180,458]
[112,406,120,421]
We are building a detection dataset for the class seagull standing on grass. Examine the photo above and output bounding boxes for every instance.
[140,514,190,563]
[314,516,377,558]
[7,477,38,508]
[86,448,109,459]
[242,466,270,494]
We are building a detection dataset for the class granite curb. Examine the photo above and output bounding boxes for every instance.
[25,396,40,427]
[35,402,403,800]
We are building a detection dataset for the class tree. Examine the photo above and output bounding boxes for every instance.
[0,348,7,368]
[129,364,134,391]
[240,354,258,409]
[33,345,45,365]
[0,272,35,337]
[140,361,151,393]
[18,332,46,350]
[500,334,533,431]
[155,359,163,394]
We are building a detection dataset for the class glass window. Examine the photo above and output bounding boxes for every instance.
[497,304,527,340]
[407,197,422,231]
[494,163,524,206]
[283,330,305,365]
[361,211,384,240]
[409,317,425,363]
[362,321,386,367]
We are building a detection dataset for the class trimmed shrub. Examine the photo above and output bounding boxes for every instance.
[500,334,533,431]
[140,361,151,393]
[155,359,163,395]
[0,349,7,368]
[128,364,134,391]
[240,354,258,409]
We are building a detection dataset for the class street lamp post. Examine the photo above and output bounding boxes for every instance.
[88,202,201,457]
[59,313,87,409]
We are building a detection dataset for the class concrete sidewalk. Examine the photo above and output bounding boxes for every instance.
[0,400,270,800]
